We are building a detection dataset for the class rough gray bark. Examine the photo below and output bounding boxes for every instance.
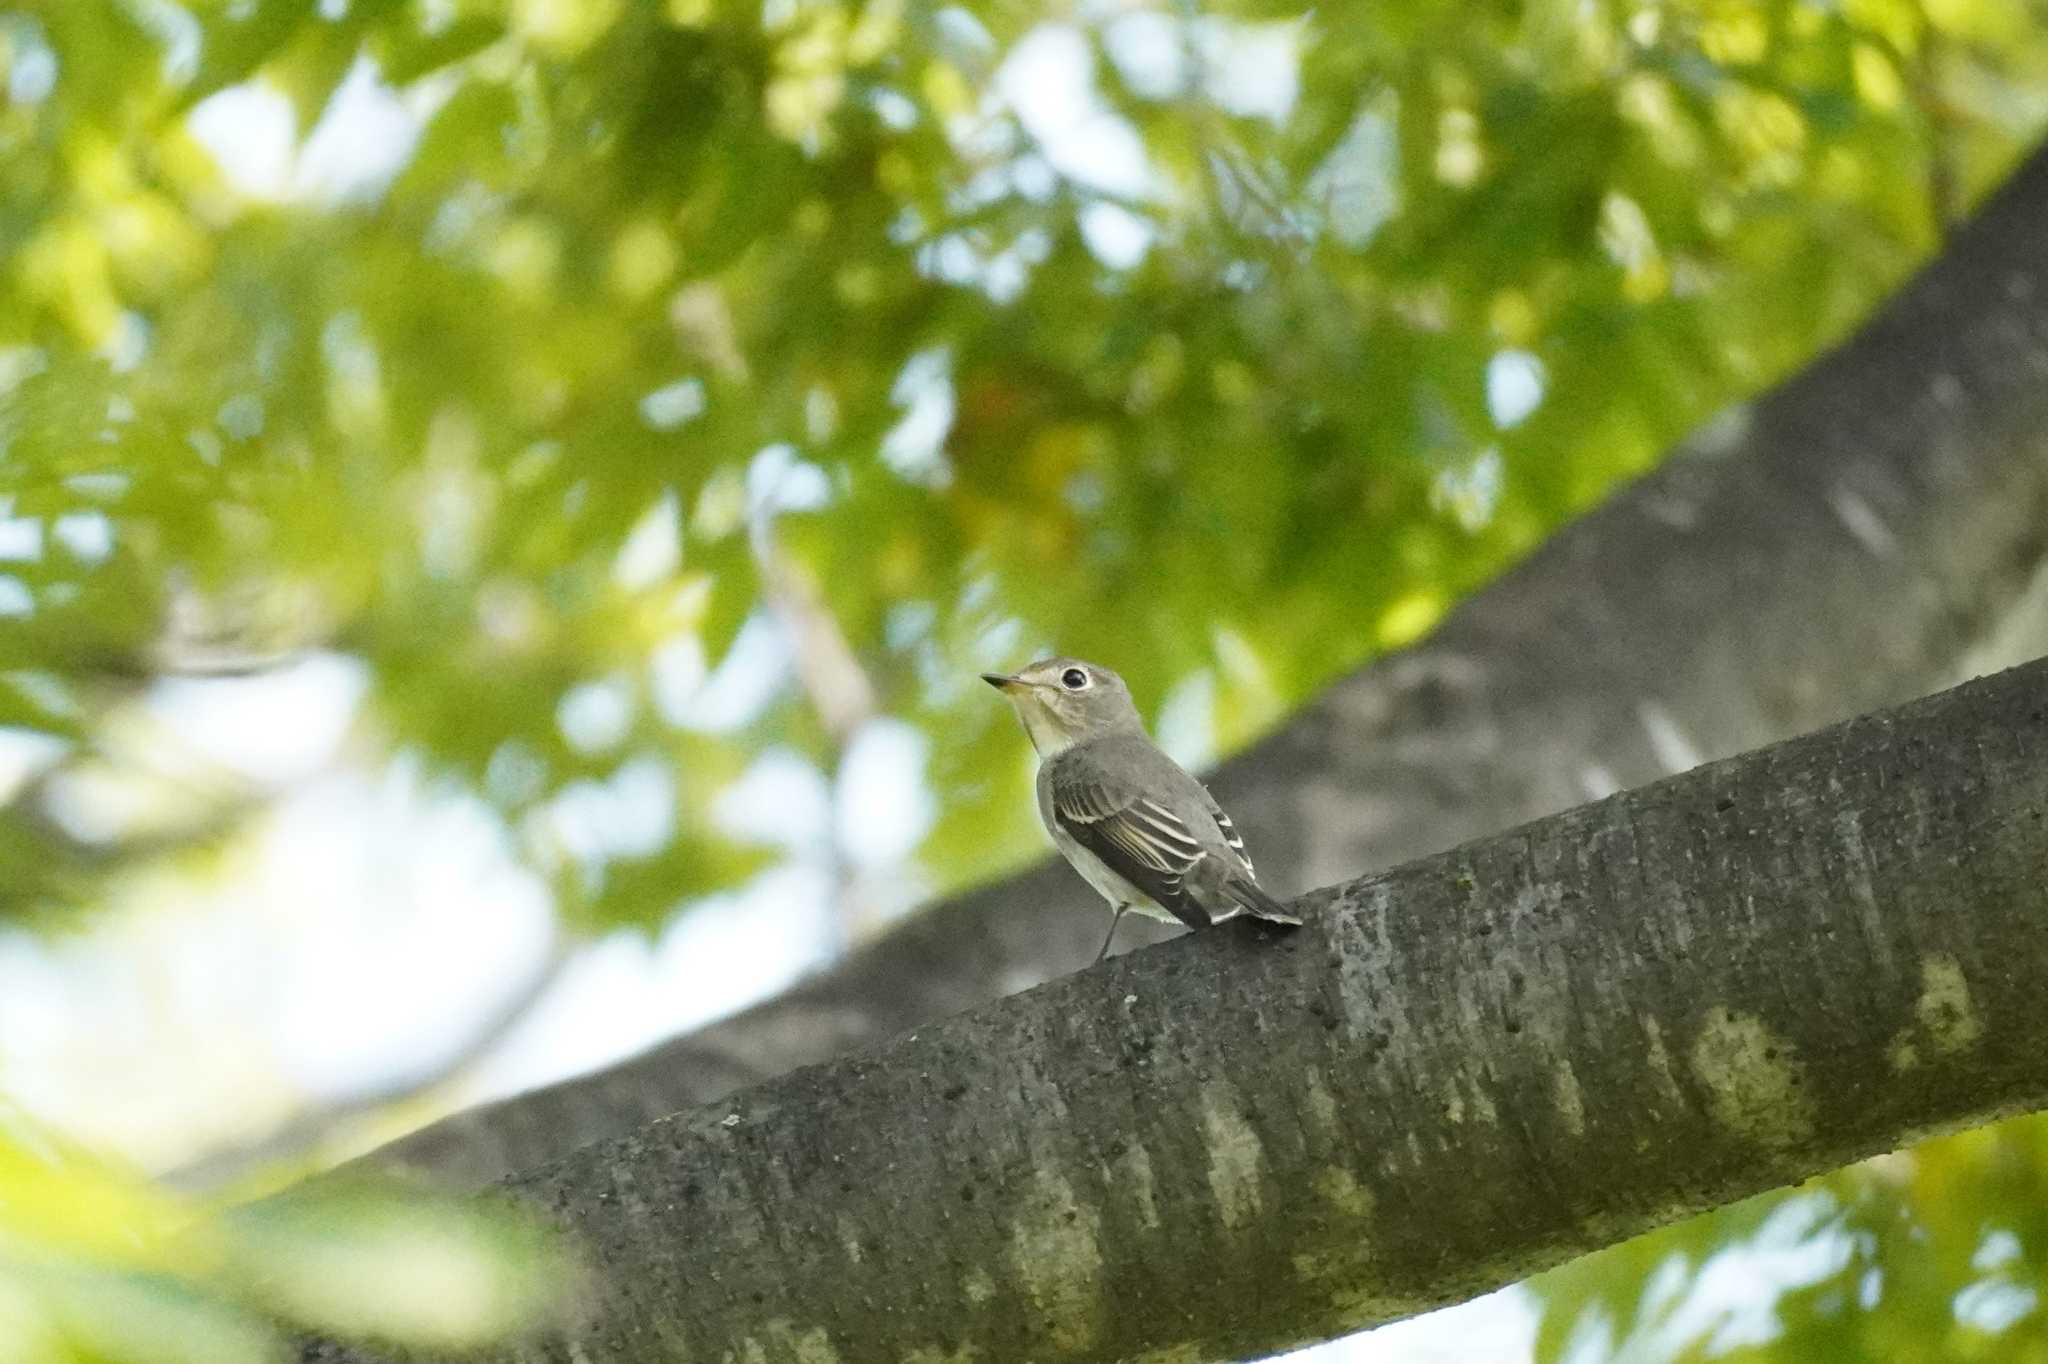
[309,656,2048,1364]
[360,136,2048,1191]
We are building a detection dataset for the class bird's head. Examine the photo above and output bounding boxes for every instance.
[982,657,1144,756]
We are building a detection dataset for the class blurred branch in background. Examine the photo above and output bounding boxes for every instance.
[1914,32,1968,238]
[747,454,880,950]
[162,930,577,1195]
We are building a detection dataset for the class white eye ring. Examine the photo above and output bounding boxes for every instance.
[1061,667,1089,690]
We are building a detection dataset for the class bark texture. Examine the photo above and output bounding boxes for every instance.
[362,136,2048,1191]
[309,657,2048,1364]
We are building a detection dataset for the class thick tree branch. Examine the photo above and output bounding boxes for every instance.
[311,656,2048,1364]
[360,135,2048,1190]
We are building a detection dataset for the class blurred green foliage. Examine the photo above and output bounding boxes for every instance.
[0,1101,571,1364]
[3,0,2048,1360]
[1536,1115,2048,1364]
[6,0,2046,931]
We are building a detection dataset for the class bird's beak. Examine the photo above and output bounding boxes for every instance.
[981,672,1022,693]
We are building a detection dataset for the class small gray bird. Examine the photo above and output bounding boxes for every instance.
[983,656,1301,962]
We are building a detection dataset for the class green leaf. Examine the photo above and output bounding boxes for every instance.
[374,17,506,86]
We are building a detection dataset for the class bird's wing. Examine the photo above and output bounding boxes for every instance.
[1048,757,1213,928]
[1200,790,1256,877]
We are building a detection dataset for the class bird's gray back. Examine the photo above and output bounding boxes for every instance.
[1044,735,1237,858]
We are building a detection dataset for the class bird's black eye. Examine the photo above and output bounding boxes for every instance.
[1061,667,1089,690]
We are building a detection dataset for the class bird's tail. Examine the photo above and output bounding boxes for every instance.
[1228,877,1302,926]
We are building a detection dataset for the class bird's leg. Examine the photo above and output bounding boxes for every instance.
[1094,904,1129,965]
